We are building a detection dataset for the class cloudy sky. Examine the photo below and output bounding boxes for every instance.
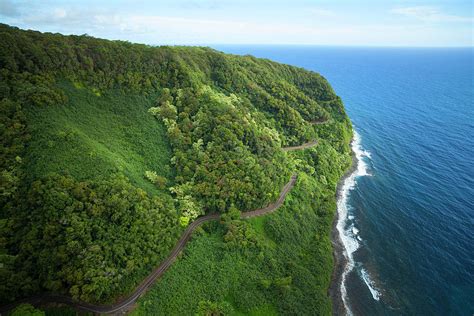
[0,0,472,46]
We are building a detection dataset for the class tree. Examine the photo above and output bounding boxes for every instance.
[144,170,167,189]
[11,304,45,316]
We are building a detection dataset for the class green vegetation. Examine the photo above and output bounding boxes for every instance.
[132,138,351,316]
[24,81,174,194]
[11,304,45,316]
[0,23,352,315]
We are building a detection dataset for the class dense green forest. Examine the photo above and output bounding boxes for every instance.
[0,23,352,314]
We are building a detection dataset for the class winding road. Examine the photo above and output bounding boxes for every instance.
[310,118,331,125]
[0,140,319,315]
[282,140,318,151]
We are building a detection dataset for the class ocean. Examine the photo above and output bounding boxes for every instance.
[214,45,474,315]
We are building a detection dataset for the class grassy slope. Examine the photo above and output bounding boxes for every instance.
[24,81,173,195]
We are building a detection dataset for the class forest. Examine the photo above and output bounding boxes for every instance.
[0,24,352,315]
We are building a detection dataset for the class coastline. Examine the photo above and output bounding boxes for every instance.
[329,143,358,316]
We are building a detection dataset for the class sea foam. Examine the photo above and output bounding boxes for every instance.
[361,268,381,301]
[336,129,378,315]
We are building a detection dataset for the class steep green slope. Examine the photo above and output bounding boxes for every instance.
[24,81,173,195]
[0,23,352,314]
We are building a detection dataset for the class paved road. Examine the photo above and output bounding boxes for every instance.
[0,141,318,315]
[282,140,319,151]
[310,119,330,125]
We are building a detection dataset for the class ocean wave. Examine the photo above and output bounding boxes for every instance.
[353,131,372,177]
[361,268,382,301]
[336,129,374,315]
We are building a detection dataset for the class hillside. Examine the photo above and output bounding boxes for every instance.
[0,24,352,315]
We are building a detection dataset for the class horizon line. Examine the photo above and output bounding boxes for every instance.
[169,43,474,49]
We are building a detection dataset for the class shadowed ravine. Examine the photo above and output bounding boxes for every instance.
[0,140,319,314]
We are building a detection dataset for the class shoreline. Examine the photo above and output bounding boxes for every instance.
[329,143,358,316]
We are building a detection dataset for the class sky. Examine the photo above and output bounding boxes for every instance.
[0,0,472,46]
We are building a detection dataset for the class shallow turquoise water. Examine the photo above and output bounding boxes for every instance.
[215,45,474,315]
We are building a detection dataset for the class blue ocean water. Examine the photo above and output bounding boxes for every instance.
[214,45,474,315]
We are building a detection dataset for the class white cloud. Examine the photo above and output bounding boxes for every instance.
[74,14,467,46]
[2,4,472,46]
[83,14,360,43]
[391,6,472,23]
